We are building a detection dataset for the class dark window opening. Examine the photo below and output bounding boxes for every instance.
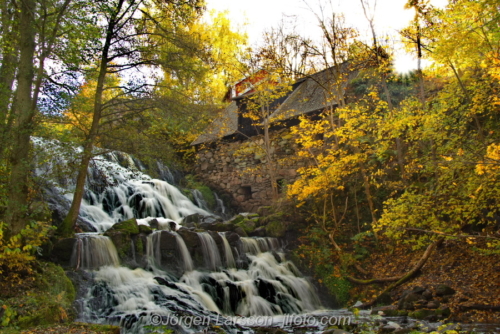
[240,186,252,200]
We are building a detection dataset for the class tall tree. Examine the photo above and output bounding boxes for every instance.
[60,0,206,235]
[2,0,79,238]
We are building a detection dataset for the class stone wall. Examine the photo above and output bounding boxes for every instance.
[193,129,309,212]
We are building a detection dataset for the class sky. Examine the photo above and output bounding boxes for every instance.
[204,0,448,73]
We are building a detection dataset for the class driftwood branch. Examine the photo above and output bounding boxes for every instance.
[354,264,370,276]
[346,275,400,285]
[354,238,444,309]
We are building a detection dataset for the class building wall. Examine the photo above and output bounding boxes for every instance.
[193,129,309,212]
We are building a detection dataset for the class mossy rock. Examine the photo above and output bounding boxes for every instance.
[265,220,287,238]
[236,219,256,233]
[435,284,455,296]
[381,309,409,317]
[234,226,248,237]
[106,218,139,235]
[408,306,450,320]
[138,224,152,234]
[104,231,131,260]
[228,214,245,225]
[135,237,144,256]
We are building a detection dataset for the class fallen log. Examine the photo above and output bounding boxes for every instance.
[346,275,400,285]
[458,304,500,311]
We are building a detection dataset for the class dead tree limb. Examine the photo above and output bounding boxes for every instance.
[354,238,444,309]
[458,304,500,312]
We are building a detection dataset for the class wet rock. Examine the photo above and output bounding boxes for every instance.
[158,231,177,251]
[200,221,236,232]
[225,231,241,249]
[271,251,282,263]
[183,213,202,225]
[236,218,256,233]
[51,238,77,267]
[138,224,152,234]
[234,226,248,237]
[249,226,267,237]
[177,229,200,251]
[207,230,225,256]
[149,218,159,229]
[422,289,433,300]
[76,216,98,233]
[379,321,402,333]
[398,292,426,310]
[435,284,455,296]
[253,328,287,334]
[411,286,426,294]
[408,306,450,320]
[322,330,350,334]
[371,305,397,315]
[427,300,440,309]
[104,231,135,265]
[201,216,222,224]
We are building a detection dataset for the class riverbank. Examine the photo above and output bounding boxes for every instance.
[350,238,500,323]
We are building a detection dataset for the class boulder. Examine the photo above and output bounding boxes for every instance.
[51,238,77,266]
[398,292,426,310]
[201,216,222,224]
[159,231,179,251]
[105,231,132,261]
[435,284,455,296]
[408,306,450,320]
[249,226,267,237]
[138,224,152,234]
[234,226,248,237]
[371,305,397,315]
[236,218,256,233]
[422,289,433,300]
[149,218,159,229]
[224,231,241,249]
[427,300,440,309]
[106,218,139,235]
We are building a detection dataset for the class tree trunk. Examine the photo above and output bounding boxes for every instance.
[4,0,36,238]
[0,2,19,162]
[60,0,123,235]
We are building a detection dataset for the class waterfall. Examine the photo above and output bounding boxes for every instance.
[38,138,325,332]
[156,160,176,184]
[191,189,210,211]
[146,231,162,269]
[213,192,229,219]
[33,138,212,232]
[174,233,194,272]
[71,234,120,270]
[197,232,222,271]
[240,237,280,255]
[220,232,236,268]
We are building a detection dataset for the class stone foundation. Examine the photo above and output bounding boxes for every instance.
[193,129,309,212]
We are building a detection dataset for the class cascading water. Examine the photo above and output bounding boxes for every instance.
[220,232,236,268]
[198,232,223,271]
[174,232,194,272]
[38,138,325,333]
[71,234,120,270]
